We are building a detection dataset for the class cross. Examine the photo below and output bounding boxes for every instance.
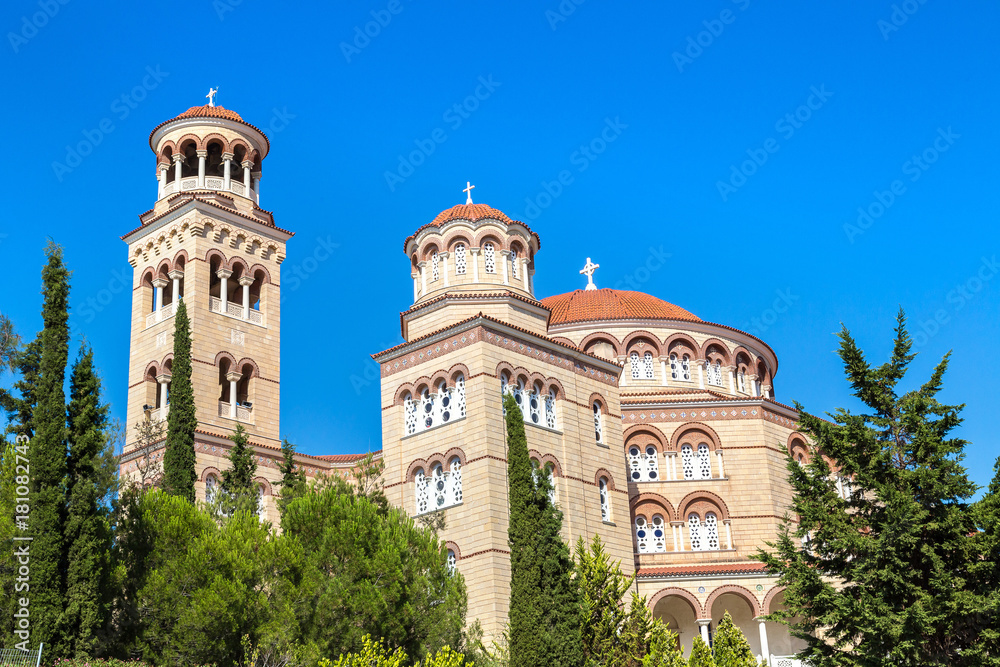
[580,257,600,291]
[463,181,475,205]
[206,87,218,107]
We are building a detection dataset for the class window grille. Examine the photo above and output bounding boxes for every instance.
[455,244,467,275]
[484,243,496,273]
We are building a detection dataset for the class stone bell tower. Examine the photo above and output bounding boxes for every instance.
[120,101,293,503]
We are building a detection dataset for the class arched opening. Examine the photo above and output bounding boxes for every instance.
[179,140,198,178]
[232,145,247,182]
[710,592,761,658]
[218,358,233,403]
[237,363,254,406]
[584,338,618,361]
[764,590,809,659]
[652,595,698,656]
[206,140,225,177]
[162,147,175,183]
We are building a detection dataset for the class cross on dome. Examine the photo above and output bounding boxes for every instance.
[206,87,218,107]
[463,181,476,204]
[580,257,600,291]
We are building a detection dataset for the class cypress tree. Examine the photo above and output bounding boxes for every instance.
[755,310,988,666]
[277,438,306,519]
[221,423,258,515]
[0,335,41,439]
[505,393,583,667]
[0,438,17,647]
[30,241,71,655]
[162,299,197,501]
[0,311,19,373]
[64,345,113,657]
[969,458,1000,665]
[711,612,757,667]
[687,637,716,667]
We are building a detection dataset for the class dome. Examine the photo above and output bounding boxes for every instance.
[430,203,514,226]
[173,104,245,122]
[542,288,700,326]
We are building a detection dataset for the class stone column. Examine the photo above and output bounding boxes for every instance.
[470,247,481,282]
[227,371,243,420]
[252,171,261,203]
[716,451,724,479]
[697,360,705,389]
[763,384,772,399]
[660,357,669,386]
[665,452,676,481]
[412,272,419,301]
[697,619,711,645]
[724,520,733,550]
[197,149,207,188]
[418,261,427,295]
[440,251,450,287]
[242,161,252,194]
[749,375,759,397]
[239,276,254,320]
[151,277,167,313]
[500,250,509,285]
[157,164,167,198]
[671,522,681,551]
[172,154,183,185]
[727,366,736,393]
[756,618,770,665]
[675,521,686,551]
[223,153,233,190]
[217,268,233,312]
[618,355,627,387]
[520,258,529,292]
[156,374,171,414]
[168,269,184,304]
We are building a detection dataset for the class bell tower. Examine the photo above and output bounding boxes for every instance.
[121,102,293,490]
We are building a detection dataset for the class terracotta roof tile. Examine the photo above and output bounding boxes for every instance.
[403,202,541,252]
[542,289,700,326]
[313,452,381,463]
[148,105,270,155]
[637,562,767,577]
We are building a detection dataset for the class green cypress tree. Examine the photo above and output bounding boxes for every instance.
[576,534,635,663]
[30,240,72,655]
[277,438,306,519]
[0,335,41,439]
[711,612,757,667]
[755,310,988,667]
[162,299,197,501]
[221,423,258,515]
[642,620,686,667]
[687,636,715,667]
[63,345,113,657]
[505,393,583,667]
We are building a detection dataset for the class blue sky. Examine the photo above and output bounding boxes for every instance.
[1,0,997,492]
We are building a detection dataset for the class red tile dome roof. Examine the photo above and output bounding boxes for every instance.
[542,289,700,326]
[173,104,245,122]
[430,203,514,226]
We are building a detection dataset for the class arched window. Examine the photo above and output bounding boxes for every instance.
[404,377,467,437]
[630,352,640,379]
[450,457,463,504]
[635,515,666,553]
[544,389,557,429]
[681,444,713,480]
[403,393,418,435]
[431,252,440,282]
[643,352,654,379]
[688,513,703,551]
[484,242,496,273]
[532,459,556,505]
[628,444,659,482]
[455,374,467,418]
[706,360,723,386]
[629,351,654,380]
[415,468,429,514]
[528,384,542,425]
[510,249,518,279]
[414,457,462,516]
[599,477,610,522]
[593,403,604,444]
[670,353,692,381]
[447,549,457,575]
[705,512,720,550]
[737,369,747,393]
[455,244,467,275]
[205,474,218,504]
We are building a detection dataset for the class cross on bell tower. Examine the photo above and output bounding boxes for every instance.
[580,257,600,291]
[463,181,475,204]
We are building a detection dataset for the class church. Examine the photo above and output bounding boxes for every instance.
[119,101,816,664]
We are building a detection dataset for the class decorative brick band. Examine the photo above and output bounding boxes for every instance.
[460,547,511,560]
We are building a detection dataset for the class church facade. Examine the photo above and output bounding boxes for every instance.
[121,104,812,664]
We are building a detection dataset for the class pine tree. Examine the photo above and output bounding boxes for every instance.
[0,311,18,373]
[687,636,715,667]
[755,310,989,666]
[576,534,635,663]
[221,423,258,515]
[969,458,1000,666]
[277,438,306,519]
[162,299,197,501]
[30,241,72,654]
[0,335,41,439]
[505,393,583,667]
[63,345,113,657]
[642,619,686,667]
[711,612,757,667]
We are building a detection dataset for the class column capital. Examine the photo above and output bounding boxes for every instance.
[157,163,169,172]
[469,247,481,254]
[217,268,233,279]
[156,373,172,385]
[437,251,450,259]
[222,152,234,160]
[226,371,243,383]
[167,269,184,280]
[196,149,208,158]
[151,277,169,288]
[171,154,185,164]
[238,276,255,287]
[696,618,712,626]
[241,160,253,169]
[417,261,427,268]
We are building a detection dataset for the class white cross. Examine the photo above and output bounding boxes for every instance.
[580,257,600,291]
[463,181,475,204]
[206,87,218,107]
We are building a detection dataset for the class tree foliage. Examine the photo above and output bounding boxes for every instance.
[162,299,197,502]
[220,423,259,516]
[276,438,306,519]
[505,393,584,667]
[755,310,993,666]
[687,637,715,667]
[711,612,757,667]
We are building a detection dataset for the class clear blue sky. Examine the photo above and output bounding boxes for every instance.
[1,1,997,493]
